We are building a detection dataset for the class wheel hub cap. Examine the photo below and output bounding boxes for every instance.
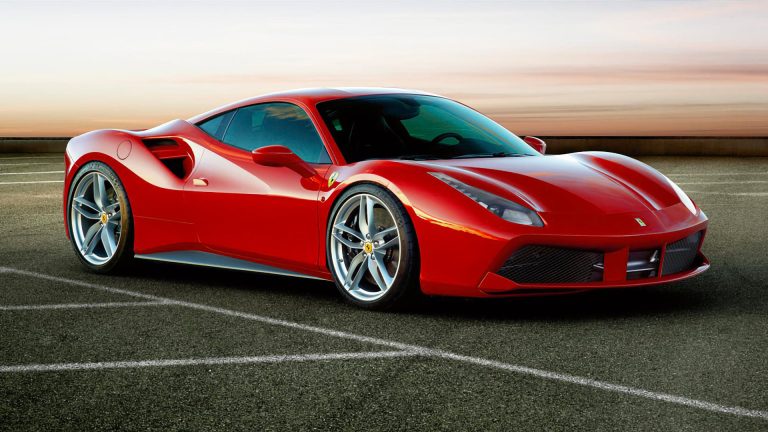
[363,241,373,254]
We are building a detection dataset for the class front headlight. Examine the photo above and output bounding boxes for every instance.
[430,172,544,227]
[663,175,697,215]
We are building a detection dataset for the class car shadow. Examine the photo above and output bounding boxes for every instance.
[126,260,726,323]
[404,283,721,322]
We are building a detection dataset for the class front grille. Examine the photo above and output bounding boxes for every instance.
[498,246,603,284]
[662,231,702,276]
[626,249,660,280]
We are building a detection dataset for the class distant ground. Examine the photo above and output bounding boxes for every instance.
[0,154,767,431]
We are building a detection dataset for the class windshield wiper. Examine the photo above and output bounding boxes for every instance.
[448,152,529,159]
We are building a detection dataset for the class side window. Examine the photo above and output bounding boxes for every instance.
[197,110,235,140]
[222,103,331,164]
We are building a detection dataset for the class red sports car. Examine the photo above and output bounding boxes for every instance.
[64,88,709,309]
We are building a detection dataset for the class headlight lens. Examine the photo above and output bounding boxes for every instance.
[664,175,697,214]
[430,172,544,227]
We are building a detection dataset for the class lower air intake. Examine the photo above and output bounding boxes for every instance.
[662,231,702,276]
[498,246,603,284]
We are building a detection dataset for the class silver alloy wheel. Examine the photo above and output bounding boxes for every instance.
[70,172,122,265]
[330,193,402,302]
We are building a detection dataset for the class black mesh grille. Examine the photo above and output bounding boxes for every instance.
[498,246,603,284]
[662,231,702,276]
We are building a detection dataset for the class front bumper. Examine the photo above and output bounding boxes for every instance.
[478,252,708,296]
[415,204,709,297]
[483,226,708,296]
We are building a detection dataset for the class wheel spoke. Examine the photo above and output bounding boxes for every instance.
[373,226,396,242]
[366,197,376,236]
[81,223,103,255]
[376,235,399,250]
[333,231,363,249]
[371,253,394,287]
[74,196,100,212]
[93,174,107,210]
[334,223,364,242]
[358,196,369,235]
[101,225,117,256]
[104,201,120,213]
[344,252,367,289]
[107,210,121,226]
[367,257,388,291]
[73,197,100,219]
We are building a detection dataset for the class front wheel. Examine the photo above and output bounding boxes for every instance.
[327,184,420,310]
[67,161,134,273]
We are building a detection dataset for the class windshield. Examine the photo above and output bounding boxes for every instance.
[316,94,538,162]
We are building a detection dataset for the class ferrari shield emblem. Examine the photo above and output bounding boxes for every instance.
[328,172,339,188]
[635,217,646,227]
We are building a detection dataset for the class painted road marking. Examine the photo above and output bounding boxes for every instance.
[0,180,64,185]
[0,267,765,420]
[0,351,420,373]
[0,156,62,161]
[0,301,168,311]
[668,172,768,176]
[677,180,768,185]
[0,162,62,166]
[686,191,768,197]
[0,171,64,176]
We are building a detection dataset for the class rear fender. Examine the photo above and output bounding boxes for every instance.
[64,122,206,252]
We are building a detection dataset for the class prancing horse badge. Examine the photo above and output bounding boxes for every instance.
[327,172,339,188]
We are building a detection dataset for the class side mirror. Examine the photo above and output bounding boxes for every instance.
[523,136,546,154]
[251,145,317,178]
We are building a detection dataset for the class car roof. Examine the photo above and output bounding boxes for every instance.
[188,87,438,123]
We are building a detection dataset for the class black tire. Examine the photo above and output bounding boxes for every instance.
[326,184,420,310]
[66,161,134,273]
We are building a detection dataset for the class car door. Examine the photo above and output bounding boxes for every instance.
[184,102,332,271]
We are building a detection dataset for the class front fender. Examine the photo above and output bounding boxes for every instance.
[317,160,520,295]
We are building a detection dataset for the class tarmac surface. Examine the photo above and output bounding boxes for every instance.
[0,153,767,431]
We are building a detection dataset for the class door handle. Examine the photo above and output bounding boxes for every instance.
[192,178,209,187]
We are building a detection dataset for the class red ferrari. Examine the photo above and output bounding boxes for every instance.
[64,88,709,309]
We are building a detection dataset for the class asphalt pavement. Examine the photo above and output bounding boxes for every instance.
[0,154,766,431]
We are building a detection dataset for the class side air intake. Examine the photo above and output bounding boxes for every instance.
[662,231,702,276]
[141,138,193,180]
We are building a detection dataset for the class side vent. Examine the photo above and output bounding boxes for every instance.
[142,138,179,150]
[141,138,193,180]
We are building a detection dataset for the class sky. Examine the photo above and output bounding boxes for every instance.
[0,0,766,137]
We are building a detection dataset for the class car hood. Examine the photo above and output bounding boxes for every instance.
[416,154,679,215]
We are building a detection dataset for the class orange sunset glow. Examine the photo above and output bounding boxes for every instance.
[1,0,766,137]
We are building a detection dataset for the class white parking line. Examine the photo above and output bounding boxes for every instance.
[667,172,768,176]
[0,351,420,373]
[677,181,768,185]
[0,180,64,185]
[0,301,168,311]
[0,162,62,166]
[0,171,64,176]
[0,267,765,420]
[0,156,62,161]
[686,191,768,197]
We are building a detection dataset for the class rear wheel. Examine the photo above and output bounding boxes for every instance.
[67,161,133,273]
[327,184,420,310]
